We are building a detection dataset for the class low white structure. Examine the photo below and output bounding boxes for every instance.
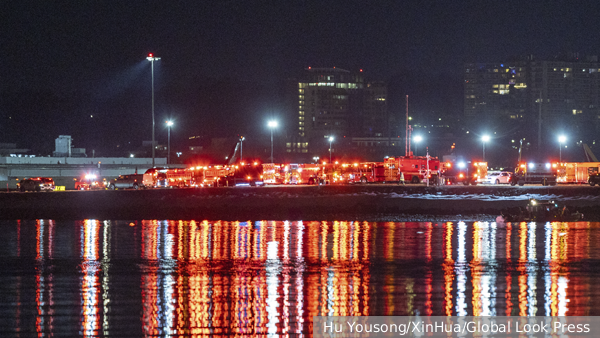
[0,157,170,188]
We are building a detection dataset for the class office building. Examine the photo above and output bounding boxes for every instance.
[287,68,388,157]
[464,54,600,151]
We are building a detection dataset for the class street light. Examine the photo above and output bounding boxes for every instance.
[413,135,423,156]
[558,135,567,162]
[329,136,334,163]
[240,136,245,163]
[481,135,490,162]
[166,121,173,165]
[146,53,161,167]
[268,121,278,163]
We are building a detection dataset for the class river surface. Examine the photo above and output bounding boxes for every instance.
[0,219,599,336]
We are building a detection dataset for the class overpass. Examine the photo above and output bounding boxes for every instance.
[0,156,177,189]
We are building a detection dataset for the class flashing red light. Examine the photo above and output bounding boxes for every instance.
[360,69,363,72]
[148,53,153,57]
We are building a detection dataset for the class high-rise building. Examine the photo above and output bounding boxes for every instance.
[287,68,388,157]
[464,55,600,153]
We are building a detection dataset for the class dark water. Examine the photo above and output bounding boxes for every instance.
[1,220,599,336]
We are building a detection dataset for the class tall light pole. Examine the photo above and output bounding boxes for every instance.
[558,135,566,162]
[268,121,277,163]
[166,120,173,165]
[482,135,490,162]
[329,136,334,163]
[146,53,161,167]
[240,136,245,163]
[413,135,422,156]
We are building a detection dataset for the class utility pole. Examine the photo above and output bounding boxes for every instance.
[538,89,542,152]
[405,95,409,156]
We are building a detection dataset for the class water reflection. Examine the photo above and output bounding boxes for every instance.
[0,219,599,336]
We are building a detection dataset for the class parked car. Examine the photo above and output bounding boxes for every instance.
[109,174,146,190]
[589,173,600,186]
[18,177,55,192]
[484,171,512,184]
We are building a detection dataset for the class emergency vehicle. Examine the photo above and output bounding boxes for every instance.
[386,155,441,184]
[284,163,324,184]
[510,162,558,186]
[442,161,481,185]
[188,165,232,187]
[218,163,264,187]
[143,168,193,188]
[338,162,385,184]
[556,162,600,184]
[262,163,285,184]
[74,174,104,190]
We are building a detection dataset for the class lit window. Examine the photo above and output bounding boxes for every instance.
[286,143,291,148]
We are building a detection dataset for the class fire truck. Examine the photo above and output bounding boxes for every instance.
[442,160,483,185]
[284,163,324,184]
[74,173,105,190]
[337,162,386,184]
[556,162,600,184]
[386,155,441,184]
[262,163,284,184]
[144,168,193,188]
[510,162,558,186]
[188,165,232,187]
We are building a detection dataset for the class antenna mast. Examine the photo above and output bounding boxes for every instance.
[405,95,409,156]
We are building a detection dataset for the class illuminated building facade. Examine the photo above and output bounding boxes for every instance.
[464,55,600,151]
[287,68,388,157]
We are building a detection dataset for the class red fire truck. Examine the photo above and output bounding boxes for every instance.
[338,162,386,184]
[188,165,232,187]
[385,155,441,184]
[280,163,324,185]
[262,163,284,184]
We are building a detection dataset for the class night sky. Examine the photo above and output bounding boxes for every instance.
[2,1,600,157]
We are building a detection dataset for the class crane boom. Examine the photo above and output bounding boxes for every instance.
[583,144,598,162]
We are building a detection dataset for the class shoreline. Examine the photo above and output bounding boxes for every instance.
[1,185,599,221]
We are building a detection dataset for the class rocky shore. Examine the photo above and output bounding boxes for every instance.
[1,185,599,221]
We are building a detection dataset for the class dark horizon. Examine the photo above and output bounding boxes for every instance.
[2,1,600,159]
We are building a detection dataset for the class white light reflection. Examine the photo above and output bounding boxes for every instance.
[558,276,569,316]
[327,267,335,316]
[81,220,100,337]
[527,222,538,316]
[282,221,290,335]
[544,222,552,316]
[480,222,497,316]
[158,221,175,335]
[455,221,468,316]
[102,221,111,336]
[266,241,280,336]
[295,221,305,336]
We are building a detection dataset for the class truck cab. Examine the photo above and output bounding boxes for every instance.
[511,162,558,186]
